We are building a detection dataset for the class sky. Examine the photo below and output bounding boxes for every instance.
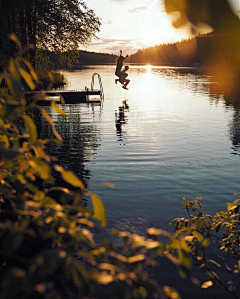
[83,0,240,55]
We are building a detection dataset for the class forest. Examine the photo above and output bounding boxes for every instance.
[130,31,234,67]
[47,50,118,69]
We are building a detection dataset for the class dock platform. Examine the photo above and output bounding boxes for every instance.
[25,73,104,105]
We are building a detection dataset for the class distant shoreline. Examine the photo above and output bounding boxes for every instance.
[55,62,201,70]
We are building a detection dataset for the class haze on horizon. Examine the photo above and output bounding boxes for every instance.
[84,0,240,55]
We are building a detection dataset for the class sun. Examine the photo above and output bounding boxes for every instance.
[138,25,163,47]
[136,22,188,48]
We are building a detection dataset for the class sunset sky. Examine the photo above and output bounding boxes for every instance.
[84,0,240,55]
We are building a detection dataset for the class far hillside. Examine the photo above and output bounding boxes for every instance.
[47,50,118,69]
[130,32,221,67]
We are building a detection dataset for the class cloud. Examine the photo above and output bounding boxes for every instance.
[90,37,132,46]
[105,45,139,54]
[128,4,151,13]
[103,20,113,25]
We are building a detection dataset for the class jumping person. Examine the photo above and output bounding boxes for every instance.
[115,50,130,89]
[115,66,130,89]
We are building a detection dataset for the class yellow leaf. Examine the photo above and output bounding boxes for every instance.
[6,75,23,98]
[201,280,213,289]
[128,254,145,263]
[64,171,84,190]
[202,238,211,248]
[22,58,39,82]
[97,274,113,285]
[192,232,204,242]
[9,59,21,80]
[19,68,35,90]
[54,165,85,190]
[91,194,106,227]
[22,115,37,144]
[51,101,66,116]
[28,158,50,180]
[0,135,10,148]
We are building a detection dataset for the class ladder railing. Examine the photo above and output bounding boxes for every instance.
[91,73,104,102]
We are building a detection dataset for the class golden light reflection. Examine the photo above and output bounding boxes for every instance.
[146,65,152,72]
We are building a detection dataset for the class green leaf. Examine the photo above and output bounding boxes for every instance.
[9,59,21,80]
[202,239,211,248]
[192,232,204,242]
[54,165,85,190]
[179,249,191,270]
[51,101,66,116]
[91,193,106,227]
[28,157,51,180]
[22,58,39,82]
[0,134,10,148]
[22,115,37,144]
[19,68,35,90]
[6,74,23,98]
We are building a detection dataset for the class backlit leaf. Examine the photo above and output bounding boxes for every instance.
[51,101,66,116]
[22,58,39,82]
[9,59,21,80]
[202,239,211,248]
[0,135,10,148]
[6,75,23,98]
[28,157,50,180]
[54,165,85,190]
[91,193,106,227]
[20,68,35,90]
[192,232,204,242]
[97,274,113,285]
[201,280,213,289]
[128,254,145,263]
[22,115,37,144]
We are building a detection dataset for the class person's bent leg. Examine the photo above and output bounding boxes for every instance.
[123,79,130,89]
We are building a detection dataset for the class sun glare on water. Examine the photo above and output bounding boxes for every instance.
[146,65,152,71]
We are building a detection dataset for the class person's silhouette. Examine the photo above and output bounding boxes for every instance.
[115,50,130,89]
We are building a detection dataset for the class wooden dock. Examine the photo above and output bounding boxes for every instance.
[25,73,104,106]
[25,89,102,105]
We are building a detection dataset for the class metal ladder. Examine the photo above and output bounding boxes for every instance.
[91,73,104,102]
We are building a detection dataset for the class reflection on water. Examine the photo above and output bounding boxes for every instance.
[38,104,102,188]
[39,65,240,230]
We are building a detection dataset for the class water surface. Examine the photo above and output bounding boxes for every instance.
[39,65,240,233]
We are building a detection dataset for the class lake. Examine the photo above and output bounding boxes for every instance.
[39,65,240,234]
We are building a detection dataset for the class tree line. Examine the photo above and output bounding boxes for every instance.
[0,0,101,70]
[47,50,118,69]
[130,32,231,66]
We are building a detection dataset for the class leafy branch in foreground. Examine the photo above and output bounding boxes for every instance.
[170,196,240,299]
[1,36,240,299]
